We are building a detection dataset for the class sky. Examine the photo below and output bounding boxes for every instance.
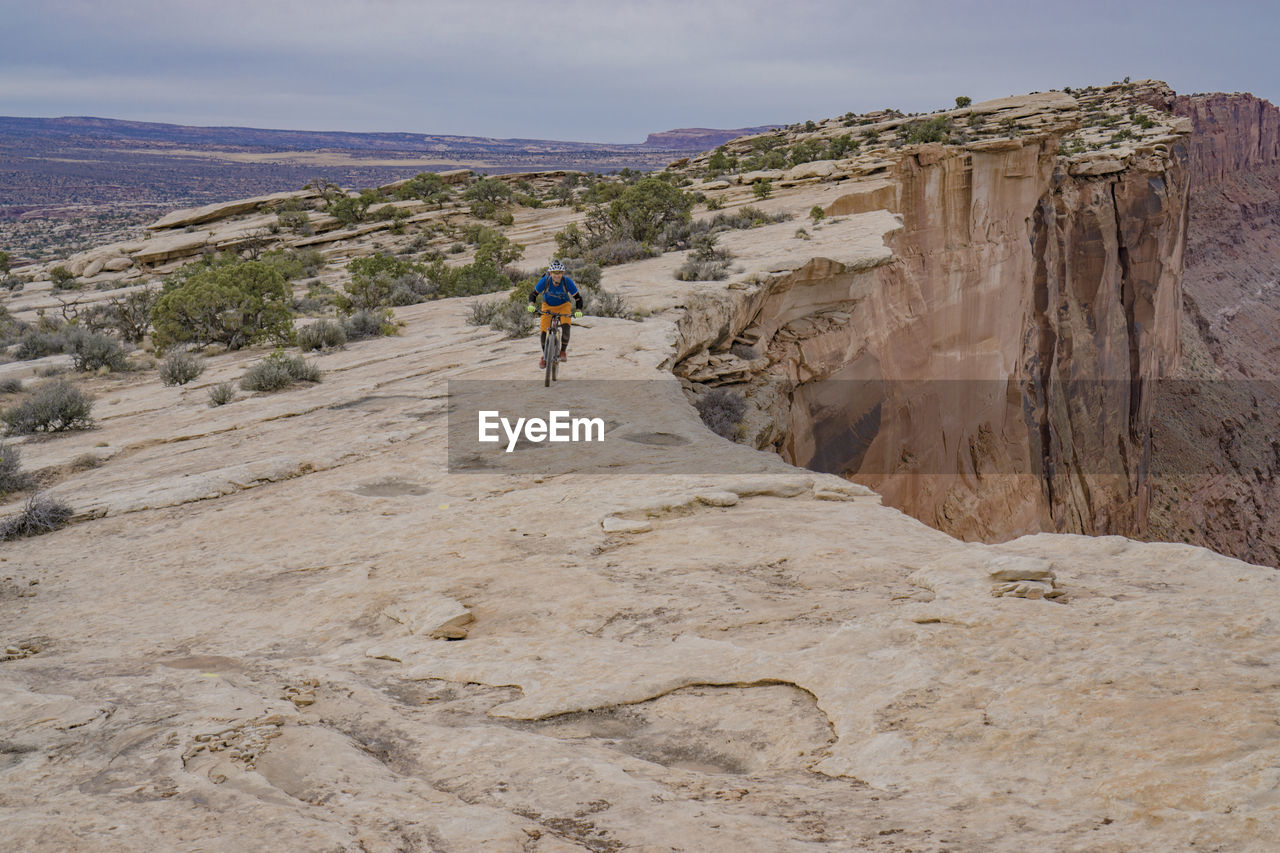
[1,0,1276,144]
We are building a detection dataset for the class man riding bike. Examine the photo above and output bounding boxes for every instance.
[527,259,584,368]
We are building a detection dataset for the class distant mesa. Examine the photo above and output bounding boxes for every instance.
[641,126,784,149]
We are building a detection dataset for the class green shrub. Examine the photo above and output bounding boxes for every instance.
[2,380,94,434]
[561,259,602,289]
[0,493,73,540]
[901,116,954,144]
[208,381,236,406]
[824,134,861,159]
[343,309,396,340]
[487,299,537,338]
[260,248,323,280]
[676,258,730,281]
[463,177,514,206]
[152,259,294,351]
[49,266,76,290]
[0,378,22,394]
[752,179,773,200]
[102,286,158,342]
[706,147,736,174]
[705,197,724,211]
[585,288,635,319]
[66,329,129,372]
[955,95,972,108]
[240,351,321,392]
[14,330,66,361]
[277,209,313,235]
[0,443,32,495]
[159,350,206,386]
[695,388,746,440]
[585,238,655,266]
[810,205,826,223]
[0,250,8,274]
[466,297,505,327]
[339,253,427,312]
[395,172,452,207]
[788,139,824,166]
[297,319,347,351]
[607,177,694,243]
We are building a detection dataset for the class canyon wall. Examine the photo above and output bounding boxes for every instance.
[1144,92,1280,566]
[677,89,1191,542]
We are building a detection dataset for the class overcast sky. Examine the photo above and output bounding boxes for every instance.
[2,0,1275,143]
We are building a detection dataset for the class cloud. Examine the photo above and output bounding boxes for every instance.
[2,0,1277,142]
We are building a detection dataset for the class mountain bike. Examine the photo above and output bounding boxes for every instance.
[542,308,564,387]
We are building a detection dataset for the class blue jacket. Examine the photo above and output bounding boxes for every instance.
[534,274,580,307]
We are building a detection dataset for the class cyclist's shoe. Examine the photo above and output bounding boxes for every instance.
[539,356,546,369]
[559,350,568,361]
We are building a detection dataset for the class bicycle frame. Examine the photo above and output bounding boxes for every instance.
[540,307,566,386]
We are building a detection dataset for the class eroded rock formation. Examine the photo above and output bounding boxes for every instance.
[1143,92,1280,566]
[674,84,1190,543]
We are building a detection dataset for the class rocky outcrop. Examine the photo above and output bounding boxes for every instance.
[676,86,1191,543]
[1143,93,1280,566]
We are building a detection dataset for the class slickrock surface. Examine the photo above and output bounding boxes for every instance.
[3,84,1279,851]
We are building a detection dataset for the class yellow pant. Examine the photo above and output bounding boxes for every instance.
[539,301,573,332]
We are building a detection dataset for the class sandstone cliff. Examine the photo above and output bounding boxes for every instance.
[1143,92,1280,566]
[673,84,1190,543]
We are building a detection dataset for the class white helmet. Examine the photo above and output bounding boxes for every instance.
[548,259,566,272]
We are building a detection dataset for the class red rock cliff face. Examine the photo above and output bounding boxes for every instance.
[804,134,1189,541]
[1144,93,1280,566]
[673,90,1194,544]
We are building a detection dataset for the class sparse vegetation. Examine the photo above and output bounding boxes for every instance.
[584,288,635,319]
[340,253,429,312]
[900,116,954,144]
[159,350,206,385]
[49,266,76,290]
[695,388,746,440]
[342,309,396,340]
[463,177,514,220]
[208,381,236,406]
[101,285,158,343]
[0,443,32,495]
[14,329,67,361]
[297,319,347,351]
[955,96,972,108]
[810,205,826,223]
[0,493,74,540]
[752,179,773,200]
[395,172,452,207]
[675,233,732,281]
[465,297,506,328]
[2,380,94,434]
[327,188,384,226]
[277,209,313,235]
[239,350,321,392]
[65,329,129,372]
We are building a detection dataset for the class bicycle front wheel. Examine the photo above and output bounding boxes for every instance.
[551,327,559,382]
[544,330,557,387]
